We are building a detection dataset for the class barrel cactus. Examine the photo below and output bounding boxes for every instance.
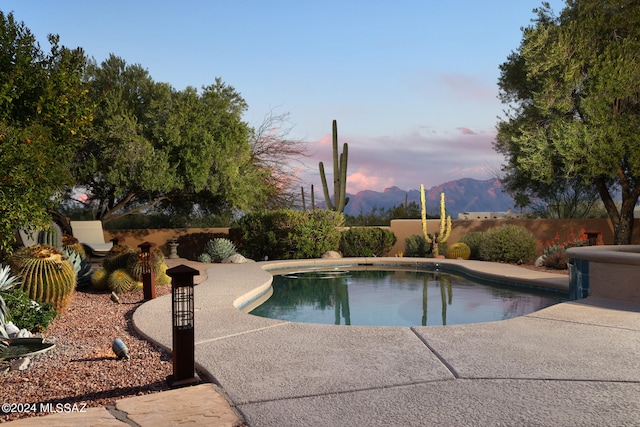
[108,269,135,294]
[446,242,471,260]
[201,238,237,262]
[127,247,169,282]
[91,267,110,291]
[103,245,136,271]
[37,224,62,249]
[7,245,76,312]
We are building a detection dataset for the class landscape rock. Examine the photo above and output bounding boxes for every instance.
[10,357,31,371]
[5,322,19,337]
[321,251,342,259]
[6,322,33,339]
[534,256,546,267]
[222,253,253,264]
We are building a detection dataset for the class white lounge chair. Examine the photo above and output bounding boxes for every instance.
[70,220,114,257]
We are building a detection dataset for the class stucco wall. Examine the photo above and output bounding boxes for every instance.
[387,218,622,257]
[103,218,640,260]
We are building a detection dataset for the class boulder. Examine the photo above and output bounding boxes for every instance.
[222,254,253,264]
[321,251,342,259]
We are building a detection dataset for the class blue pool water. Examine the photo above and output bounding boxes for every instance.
[249,268,566,327]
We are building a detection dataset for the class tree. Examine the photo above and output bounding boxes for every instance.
[73,55,268,223]
[495,1,640,244]
[249,109,310,209]
[0,12,91,255]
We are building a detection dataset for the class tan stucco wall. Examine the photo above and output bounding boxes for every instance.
[388,218,626,257]
[105,227,229,259]
[102,218,640,260]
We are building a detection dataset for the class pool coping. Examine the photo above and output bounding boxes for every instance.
[131,257,640,426]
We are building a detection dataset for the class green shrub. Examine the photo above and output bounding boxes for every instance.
[234,209,344,260]
[4,287,57,333]
[460,231,485,260]
[403,234,447,258]
[404,234,429,257]
[339,227,397,257]
[479,225,536,263]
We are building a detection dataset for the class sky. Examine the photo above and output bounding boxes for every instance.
[3,0,566,194]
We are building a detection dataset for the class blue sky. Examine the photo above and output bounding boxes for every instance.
[4,0,566,193]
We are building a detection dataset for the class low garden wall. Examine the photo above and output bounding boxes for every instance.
[102,218,635,260]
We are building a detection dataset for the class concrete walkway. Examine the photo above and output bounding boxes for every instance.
[7,258,640,426]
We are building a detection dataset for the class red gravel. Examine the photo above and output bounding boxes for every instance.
[1,286,177,422]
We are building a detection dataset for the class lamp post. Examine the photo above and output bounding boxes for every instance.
[138,242,156,300]
[166,264,200,387]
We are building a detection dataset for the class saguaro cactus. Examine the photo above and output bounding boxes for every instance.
[420,185,452,257]
[319,120,348,212]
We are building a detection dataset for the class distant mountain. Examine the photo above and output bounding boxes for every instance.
[326,178,515,218]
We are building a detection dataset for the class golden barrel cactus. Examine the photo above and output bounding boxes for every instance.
[8,245,76,312]
[446,242,471,260]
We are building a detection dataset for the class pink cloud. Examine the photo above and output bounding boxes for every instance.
[346,169,395,194]
[440,73,495,103]
[456,127,476,135]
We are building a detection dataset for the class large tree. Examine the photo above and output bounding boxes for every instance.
[495,1,640,244]
[0,12,91,255]
[74,55,268,222]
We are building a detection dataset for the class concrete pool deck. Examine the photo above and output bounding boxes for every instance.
[8,258,640,426]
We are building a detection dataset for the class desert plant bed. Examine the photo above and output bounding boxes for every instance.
[0,286,186,422]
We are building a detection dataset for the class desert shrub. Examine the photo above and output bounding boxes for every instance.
[4,287,57,333]
[479,225,536,263]
[403,234,447,258]
[404,235,429,257]
[540,230,590,270]
[234,209,344,260]
[459,231,485,260]
[339,227,397,257]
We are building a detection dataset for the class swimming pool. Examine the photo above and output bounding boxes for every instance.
[249,267,566,327]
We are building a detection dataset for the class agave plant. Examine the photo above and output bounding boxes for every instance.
[0,264,21,339]
[62,248,92,288]
[202,238,237,263]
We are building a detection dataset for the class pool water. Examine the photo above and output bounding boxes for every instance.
[249,268,566,327]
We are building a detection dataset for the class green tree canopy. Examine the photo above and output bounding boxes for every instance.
[495,1,640,244]
[0,11,91,255]
[74,55,268,222]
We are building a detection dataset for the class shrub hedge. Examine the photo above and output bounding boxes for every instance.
[233,209,344,260]
[478,225,537,263]
[339,227,397,257]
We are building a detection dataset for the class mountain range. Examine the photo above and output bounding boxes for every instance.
[328,178,515,218]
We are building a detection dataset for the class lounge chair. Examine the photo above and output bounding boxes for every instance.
[70,220,114,257]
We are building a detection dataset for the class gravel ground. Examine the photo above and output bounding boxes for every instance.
[0,285,180,422]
